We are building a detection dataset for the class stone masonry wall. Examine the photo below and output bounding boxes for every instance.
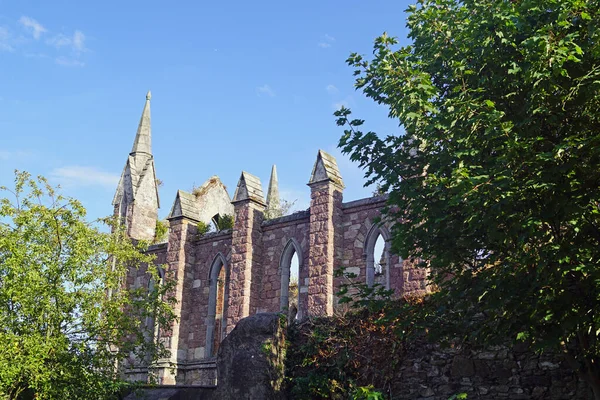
[393,341,591,399]
[159,218,197,384]
[181,231,232,364]
[340,197,400,293]
[134,194,431,385]
[261,212,310,314]
[340,197,429,298]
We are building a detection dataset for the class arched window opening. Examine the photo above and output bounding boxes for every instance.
[365,226,390,289]
[213,266,226,353]
[280,239,303,321]
[206,254,229,358]
[288,252,299,320]
[145,267,165,354]
[373,234,386,285]
[208,214,220,233]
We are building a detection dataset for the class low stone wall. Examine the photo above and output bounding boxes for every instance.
[212,313,287,399]
[174,359,217,386]
[286,312,593,400]
[124,386,216,400]
[394,341,591,399]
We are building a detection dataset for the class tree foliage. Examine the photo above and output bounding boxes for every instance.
[264,199,297,220]
[285,310,396,400]
[216,214,235,231]
[0,172,176,399]
[153,219,169,244]
[337,0,600,396]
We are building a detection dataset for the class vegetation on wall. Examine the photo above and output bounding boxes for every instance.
[197,221,211,236]
[285,308,401,400]
[336,0,600,397]
[216,214,234,230]
[197,214,234,238]
[0,171,176,399]
[153,219,169,243]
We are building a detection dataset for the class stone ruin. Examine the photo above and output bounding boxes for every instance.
[114,92,428,385]
[116,94,592,399]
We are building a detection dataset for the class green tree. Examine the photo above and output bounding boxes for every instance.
[337,0,600,396]
[264,199,297,220]
[0,172,176,399]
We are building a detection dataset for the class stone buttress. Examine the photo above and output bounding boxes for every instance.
[307,150,344,316]
[227,172,266,332]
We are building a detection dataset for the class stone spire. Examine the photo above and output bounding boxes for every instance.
[112,91,160,241]
[131,90,152,155]
[265,164,280,217]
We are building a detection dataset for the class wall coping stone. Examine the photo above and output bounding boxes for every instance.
[262,210,310,228]
[147,242,168,252]
[175,360,217,370]
[342,194,388,210]
[195,229,233,244]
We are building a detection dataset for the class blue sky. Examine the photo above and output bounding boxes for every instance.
[0,0,412,221]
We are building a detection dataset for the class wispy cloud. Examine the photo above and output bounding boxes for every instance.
[50,166,119,189]
[333,100,347,109]
[47,34,71,48]
[19,16,46,40]
[333,96,353,110]
[47,29,87,67]
[0,27,14,51]
[318,34,335,48]
[2,17,89,66]
[72,30,85,51]
[326,84,338,94]
[55,56,84,67]
[47,30,86,52]
[24,52,48,59]
[0,150,33,161]
[256,84,276,97]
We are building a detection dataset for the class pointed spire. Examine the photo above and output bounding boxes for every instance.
[131,90,152,155]
[266,165,280,216]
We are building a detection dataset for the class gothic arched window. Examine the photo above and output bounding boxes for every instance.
[280,239,303,320]
[364,225,391,289]
[205,253,229,358]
